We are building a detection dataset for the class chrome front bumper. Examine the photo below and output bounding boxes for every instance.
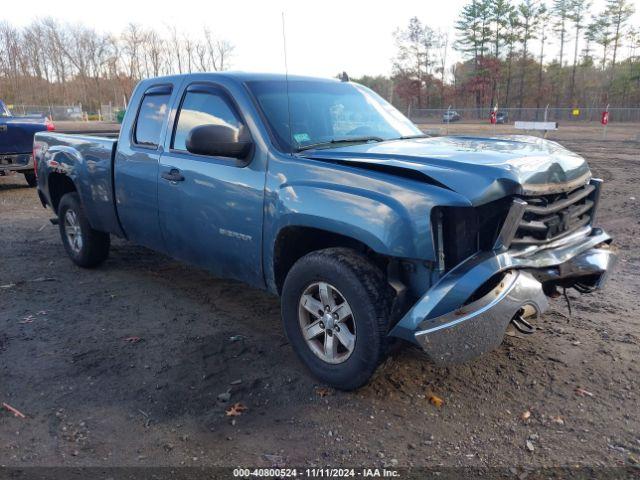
[389,227,617,365]
[415,270,548,364]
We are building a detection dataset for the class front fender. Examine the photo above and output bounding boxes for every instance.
[277,182,425,257]
[263,154,471,292]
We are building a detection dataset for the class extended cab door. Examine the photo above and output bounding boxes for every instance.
[157,82,265,287]
[115,83,178,252]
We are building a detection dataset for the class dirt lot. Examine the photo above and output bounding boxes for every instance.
[1,123,639,470]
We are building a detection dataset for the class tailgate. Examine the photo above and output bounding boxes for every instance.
[0,118,46,153]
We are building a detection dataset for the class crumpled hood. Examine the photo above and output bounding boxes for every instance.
[301,135,591,205]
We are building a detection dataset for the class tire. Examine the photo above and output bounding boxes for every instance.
[281,248,393,390]
[23,171,37,188]
[58,192,110,268]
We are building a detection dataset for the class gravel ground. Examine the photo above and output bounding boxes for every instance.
[0,124,638,470]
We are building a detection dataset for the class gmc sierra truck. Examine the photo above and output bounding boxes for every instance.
[34,73,616,390]
[0,100,54,186]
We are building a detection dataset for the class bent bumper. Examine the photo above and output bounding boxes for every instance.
[415,270,548,364]
[390,228,617,365]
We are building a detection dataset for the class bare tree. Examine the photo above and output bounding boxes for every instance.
[169,26,184,74]
[121,23,145,80]
[606,0,636,68]
[516,0,544,112]
[568,0,591,105]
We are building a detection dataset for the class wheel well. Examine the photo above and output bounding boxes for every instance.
[48,173,77,213]
[273,226,387,294]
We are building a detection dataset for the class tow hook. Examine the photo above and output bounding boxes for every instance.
[510,308,536,335]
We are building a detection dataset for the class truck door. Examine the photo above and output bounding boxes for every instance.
[157,83,265,287]
[114,84,176,252]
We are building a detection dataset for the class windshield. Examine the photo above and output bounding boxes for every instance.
[0,101,11,117]
[247,80,422,152]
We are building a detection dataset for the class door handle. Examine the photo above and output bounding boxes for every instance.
[161,168,185,182]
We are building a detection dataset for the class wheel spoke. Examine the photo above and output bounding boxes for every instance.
[324,332,337,359]
[301,294,324,318]
[64,209,83,254]
[318,282,335,309]
[335,326,355,352]
[332,302,352,322]
[304,319,324,340]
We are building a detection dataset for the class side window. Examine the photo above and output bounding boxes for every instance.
[134,89,172,147]
[173,90,243,152]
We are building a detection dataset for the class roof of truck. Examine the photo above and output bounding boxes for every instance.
[140,72,342,84]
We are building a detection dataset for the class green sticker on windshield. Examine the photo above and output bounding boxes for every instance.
[293,133,311,143]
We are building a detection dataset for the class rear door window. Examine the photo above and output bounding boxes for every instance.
[134,86,172,148]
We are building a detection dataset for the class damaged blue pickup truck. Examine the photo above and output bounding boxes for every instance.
[34,73,616,389]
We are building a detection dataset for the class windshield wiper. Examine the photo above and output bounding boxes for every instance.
[297,136,384,152]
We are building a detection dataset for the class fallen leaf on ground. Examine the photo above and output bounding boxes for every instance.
[315,387,333,398]
[124,336,142,343]
[526,440,535,452]
[428,394,444,407]
[551,416,565,425]
[521,410,531,421]
[225,403,248,417]
[575,387,594,397]
[2,402,26,418]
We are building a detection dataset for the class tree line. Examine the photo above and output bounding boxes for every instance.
[356,0,639,115]
[1,2,638,116]
[0,18,233,111]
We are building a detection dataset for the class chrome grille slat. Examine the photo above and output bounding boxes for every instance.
[524,184,595,215]
[513,184,595,246]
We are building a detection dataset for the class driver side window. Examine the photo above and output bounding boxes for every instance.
[172,90,243,152]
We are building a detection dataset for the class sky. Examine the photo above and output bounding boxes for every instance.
[3,0,640,78]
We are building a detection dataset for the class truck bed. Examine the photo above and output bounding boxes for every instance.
[34,132,123,236]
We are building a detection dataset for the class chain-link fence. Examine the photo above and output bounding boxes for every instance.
[7,103,126,122]
[410,107,640,124]
[6,104,86,121]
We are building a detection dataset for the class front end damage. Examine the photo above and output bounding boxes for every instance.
[389,178,617,365]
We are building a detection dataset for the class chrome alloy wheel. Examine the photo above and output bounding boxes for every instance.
[298,281,356,364]
[64,209,83,254]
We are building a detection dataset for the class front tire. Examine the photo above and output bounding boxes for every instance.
[58,192,110,268]
[281,248,393,390]
[23,171,37,188]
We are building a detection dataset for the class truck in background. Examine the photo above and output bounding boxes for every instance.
[0,100,54,187]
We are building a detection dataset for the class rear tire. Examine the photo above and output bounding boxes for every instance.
[58,192,110,268]
[281,248,393,390]
[23,171,37,188]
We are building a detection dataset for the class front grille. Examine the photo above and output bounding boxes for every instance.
[512,183,596,246]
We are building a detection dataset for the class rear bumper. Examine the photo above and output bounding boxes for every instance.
[390,227,616,365]
[0,153,33,172]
